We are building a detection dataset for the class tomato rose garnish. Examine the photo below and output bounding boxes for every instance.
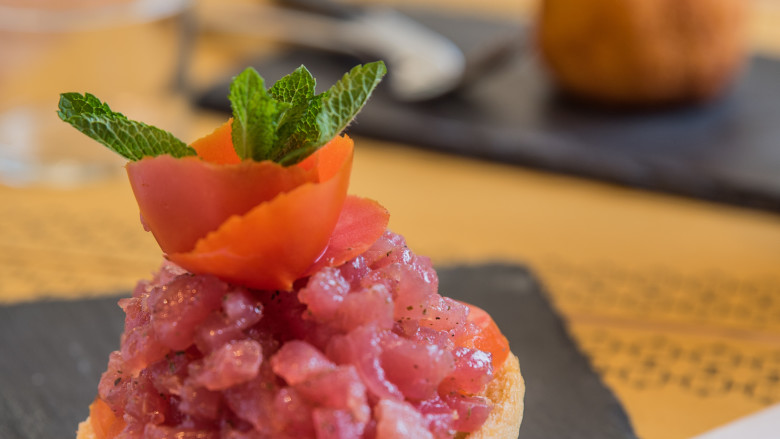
[128,134,388,290]
[125,122,319,256]
[59,63,389,290]
[305,195,390,276]
[189,118,241,165]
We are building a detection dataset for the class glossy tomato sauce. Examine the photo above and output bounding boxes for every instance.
[97,232,495,438]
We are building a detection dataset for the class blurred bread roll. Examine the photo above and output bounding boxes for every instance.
[537,0,747,106]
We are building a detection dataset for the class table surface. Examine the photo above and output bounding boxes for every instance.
[2,1,780,438]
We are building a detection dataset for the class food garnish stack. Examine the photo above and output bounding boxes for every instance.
[60,62,524,439]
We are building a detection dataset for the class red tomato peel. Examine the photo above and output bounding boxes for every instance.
[190,119,240,164]
[462,303,510,369]
[126,156,317,255]
[168,137,355,291]
[305,195,390,276]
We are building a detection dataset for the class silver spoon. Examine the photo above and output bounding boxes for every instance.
[196,1,466,102]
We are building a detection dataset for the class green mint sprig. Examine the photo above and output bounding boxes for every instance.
[58,61,386,165]
[57,93,196,161]
[230,61,386,165]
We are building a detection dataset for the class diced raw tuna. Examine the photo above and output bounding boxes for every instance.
[334,285,394,332]
[337,255,371,289]
[143,423,219,439]
[149,274,228,350]
[406,326,455,352]
[326,326,404,401]
[415,395,458,439]
[375,399,434,439]
[298,267,351,321]
[380,335,454,401]
[123,372,169,425]
[97,351,128,414]
[194,312,246,353]
[146,349,195,395]
[97,232,497,438]
[120,322,169,374]
[313,408,367,439]
[442,394,493,433]
[190,339,262,390]
[223,370,278,434]
[271,387,316,436]
[270,340,335,385]
[177,379,223,420]
[223,289,263,329]
[418,297,469,336]
[438,347,494,396]
[119,297,147,332]
[294,366,369,422]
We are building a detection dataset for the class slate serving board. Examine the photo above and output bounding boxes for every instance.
[0,264,636,439]
[197,9,780,213]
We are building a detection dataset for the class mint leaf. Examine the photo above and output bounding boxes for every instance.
[227,62,385,166]
[57,93,195,161]
[273,100,315,162]
[229,67,285,161]
[315,61,387,145]
[59,62,385,165]
[58,92,121,119]
[269,65,316,105]
[269,66,320,162]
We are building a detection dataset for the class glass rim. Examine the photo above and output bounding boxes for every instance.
[0,0,191,33]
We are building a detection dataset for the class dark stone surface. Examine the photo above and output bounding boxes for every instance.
[438,264,637,439]
[0,264,636,438]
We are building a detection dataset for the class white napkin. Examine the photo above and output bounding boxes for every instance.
[691,403,780,439]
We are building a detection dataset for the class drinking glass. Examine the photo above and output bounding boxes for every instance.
[0,0,190,186]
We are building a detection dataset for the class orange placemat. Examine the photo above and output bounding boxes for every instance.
[0,174,159,301]
[536,257,780,439]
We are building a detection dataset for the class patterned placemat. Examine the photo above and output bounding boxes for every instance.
[2,174,779,439]
[0,264,638,439]
[535,258,780,438]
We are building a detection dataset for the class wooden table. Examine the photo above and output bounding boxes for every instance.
[1,1,779,438]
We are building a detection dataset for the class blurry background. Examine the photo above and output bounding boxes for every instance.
[1,1,780,438]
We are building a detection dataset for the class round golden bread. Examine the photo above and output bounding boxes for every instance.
[75,418,95,439]
[537,0,747,106]
[464,353,525,439]
[76,354,524,439]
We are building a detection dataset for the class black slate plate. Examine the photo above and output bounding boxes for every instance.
[0,264,636,439]
[197,10,780,212]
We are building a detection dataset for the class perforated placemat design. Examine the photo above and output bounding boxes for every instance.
[535,258,780,401]
[537,258,780,334]
[0,178,160,301]
[578,328,780,405]
[532,257,780,438]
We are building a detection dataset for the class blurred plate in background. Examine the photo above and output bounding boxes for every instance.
[198,8,780,213]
